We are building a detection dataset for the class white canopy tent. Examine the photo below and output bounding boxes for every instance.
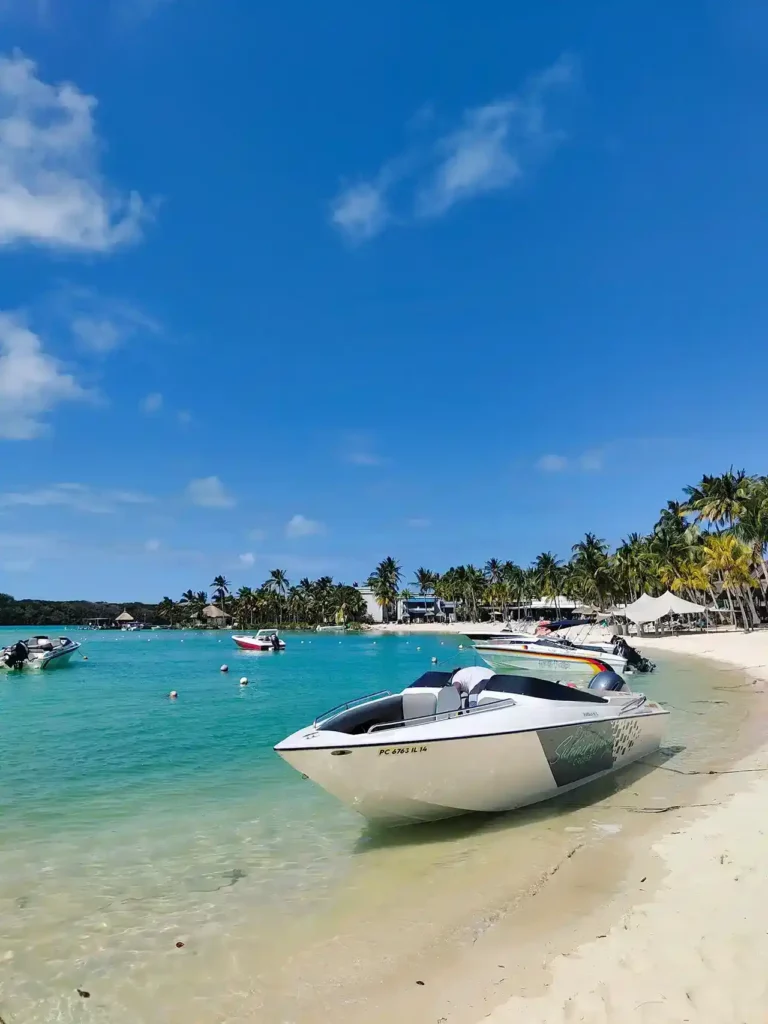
[621,590,714,625]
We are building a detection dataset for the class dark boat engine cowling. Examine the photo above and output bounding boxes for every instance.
[612,636,655,673]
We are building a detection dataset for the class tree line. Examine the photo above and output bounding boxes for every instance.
[2,470,766,630]
[365,470,768,627]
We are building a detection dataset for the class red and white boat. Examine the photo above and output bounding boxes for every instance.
[232,629,286,652]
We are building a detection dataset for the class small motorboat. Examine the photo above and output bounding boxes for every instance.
[469,634,654,678]
[232,629,286,652]
[275,666,668,824]
[2,636,81,671]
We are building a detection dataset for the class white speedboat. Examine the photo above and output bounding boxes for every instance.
[470,634,654,678]
[275,666,668,824]
[232,629,286,652]
[2,636,81,671]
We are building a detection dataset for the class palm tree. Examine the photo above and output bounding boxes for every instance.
[533,552,563,615]
[702,534,757,626]
[412,567,436,595]
[484,558,504,585]
[733,476,768,595]
[210,575,231,612]
[367,557,402,623]
[235,586,256,627]
[684,468,748,530]
[157,596,178,627]
[264,569,289,624]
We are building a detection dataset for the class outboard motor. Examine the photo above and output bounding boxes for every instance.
[612,636,656,674]
[271,634,280,651]
[3,640,29,670]
[588,669,629,692]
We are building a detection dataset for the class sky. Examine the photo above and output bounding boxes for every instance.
[0,0,767,601]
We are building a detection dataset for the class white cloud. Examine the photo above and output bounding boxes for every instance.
[65,291,160,354]
[186,476,235,509]
[247,527,266,542]
[144,537,161,552]
[330,182,389,243]
[536,450,603,473]
[0,482,154,512]
[579,450,603,472]
[176,410,191,426]
[285,514,325,538]
[239,551,255,567]
[331,55,576,241]
[140,391,163,414]
[0,52,146,251]
[536,454,569,472]
[0,312,91,439]
[341,432,384,466]
[406,517,431,528]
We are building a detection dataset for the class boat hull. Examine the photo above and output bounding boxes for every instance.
[38,646,79,669]
[474,645,625,678]
[232,636,285,652]
[277,711,667,824]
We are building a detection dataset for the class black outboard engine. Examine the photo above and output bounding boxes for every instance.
[612,636,655,674]
[3,640,29,670]
[588,669,629,692]
[271,634,280,651]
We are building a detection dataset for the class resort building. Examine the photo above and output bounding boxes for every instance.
[355,586,386,623]
[115,610,134,627]
[398,596,456,623]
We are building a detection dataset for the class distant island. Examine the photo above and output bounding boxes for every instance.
[2,470,765,629]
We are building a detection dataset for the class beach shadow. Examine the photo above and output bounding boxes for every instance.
[353,745,684,853]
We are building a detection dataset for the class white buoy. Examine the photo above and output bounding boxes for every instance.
[458,644,464,649]
[240,677,248,686]
[416,646,421,651]
[301,640,304,644]
[169,691,178,700]
[431,657,438,664]
[220,664,228,673]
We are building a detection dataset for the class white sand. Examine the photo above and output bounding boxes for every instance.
[481,628,768,1024]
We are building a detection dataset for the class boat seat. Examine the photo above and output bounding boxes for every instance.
[401,690,438,721]
[435,686,462,717]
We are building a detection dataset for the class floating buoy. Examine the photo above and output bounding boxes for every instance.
[169,691,178,699]
[301,640,304,644]
[240,677,248,687]
[82,656,88,661]
[220,664,228,673]
[416,646,421,651]
[458,644,464,650]
[431,656,438,664]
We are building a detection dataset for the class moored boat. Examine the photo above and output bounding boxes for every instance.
[469,634,654,678]
[275,666,668,824]
[2,636,81,671]
[232,629,286,652]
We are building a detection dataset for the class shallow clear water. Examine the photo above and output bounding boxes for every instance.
[0,628,759,1023]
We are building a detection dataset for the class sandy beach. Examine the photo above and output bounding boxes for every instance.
[328,627,768,1024]
[480,629,768,1023]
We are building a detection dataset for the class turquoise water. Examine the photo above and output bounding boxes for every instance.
[0,628,760,1023]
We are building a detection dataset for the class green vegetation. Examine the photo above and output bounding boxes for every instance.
[2,470,766,629]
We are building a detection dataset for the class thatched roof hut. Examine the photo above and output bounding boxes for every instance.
[115,610,134,623]
[201,604,231,626]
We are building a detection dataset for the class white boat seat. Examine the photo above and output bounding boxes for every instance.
[435,686,462,717]
[401,690,438,721]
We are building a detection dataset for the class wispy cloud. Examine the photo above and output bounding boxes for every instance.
[63,289,161,354]
[238,552,255,567]
[340,432,385,466]
[186,476,235,509]
[406,517,431,528]
[0,52,147,251]
[536,450,603,473]
[144,537,161,552]
[0,482,154,512]
[140,391,163,414]
[285,514,325,538]
[0,312,92,439]
[247,527,266,542]
[330,55,576,242]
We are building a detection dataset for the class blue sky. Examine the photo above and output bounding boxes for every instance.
[0,0,767,601]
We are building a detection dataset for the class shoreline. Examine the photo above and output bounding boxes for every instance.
[478,629,768,1023]
[295,630,768,1024]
